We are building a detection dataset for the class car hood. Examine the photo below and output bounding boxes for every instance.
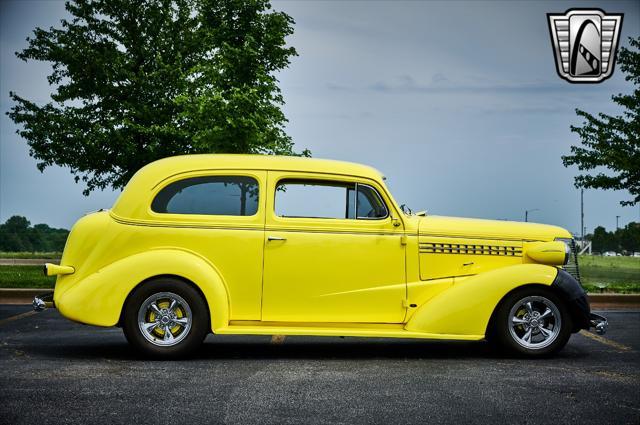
[417,215,572,241]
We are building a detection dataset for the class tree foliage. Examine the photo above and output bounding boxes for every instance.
[562,37,640,206]
[587,222,640,253]
[8,0,306,195]
[0,216,69,252]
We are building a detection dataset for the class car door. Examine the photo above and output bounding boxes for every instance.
[261,171,406,323]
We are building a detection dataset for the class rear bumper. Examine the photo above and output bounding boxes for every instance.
[32,292,55,311]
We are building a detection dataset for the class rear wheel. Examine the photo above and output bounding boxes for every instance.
[490,286,572,357]
[122,278,209,358]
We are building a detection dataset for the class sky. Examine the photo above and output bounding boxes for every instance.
[1,0,639,234]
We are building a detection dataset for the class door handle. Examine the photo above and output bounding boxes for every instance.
[267,236,287,242]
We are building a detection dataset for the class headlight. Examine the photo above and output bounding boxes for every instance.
[524,240,569,265]
[554,238,574,265]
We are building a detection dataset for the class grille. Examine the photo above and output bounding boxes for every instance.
[419,243,522,257]
[562,239,581,283]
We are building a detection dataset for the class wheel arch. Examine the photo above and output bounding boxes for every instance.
[404,264,559,337]
[485,283,555,339]
[118,274,212,328]
[54,248,230,331]
[485,269,590,338]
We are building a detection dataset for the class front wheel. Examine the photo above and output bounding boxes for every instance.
[490,286,572,357]
[122,278,209,358]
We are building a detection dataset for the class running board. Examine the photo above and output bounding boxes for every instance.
[215,322,484,341]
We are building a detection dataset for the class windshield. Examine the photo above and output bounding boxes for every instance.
[382,175,414,215]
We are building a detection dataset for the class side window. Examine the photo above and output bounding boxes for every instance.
[275,179,388,220]
[152,176,259,216]
[276,180,355,219]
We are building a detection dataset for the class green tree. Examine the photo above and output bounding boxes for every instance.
[8,0,306,195]
[619,222,640,252]
[0,216,69,252]
[562,37,640,206]
[0,216,32,251]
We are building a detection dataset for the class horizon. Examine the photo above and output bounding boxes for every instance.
[1,0,639,233]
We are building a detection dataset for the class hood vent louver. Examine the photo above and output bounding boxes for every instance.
[419,243,523,257]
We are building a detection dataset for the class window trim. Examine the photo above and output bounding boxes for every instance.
[150,174,261,217]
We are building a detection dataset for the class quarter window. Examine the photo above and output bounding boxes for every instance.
[275,179,388,220]
[152,176,259,216]
[349,184,389,219]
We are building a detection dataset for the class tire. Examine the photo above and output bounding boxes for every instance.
[489,286,572,357]
[122,277,209,359]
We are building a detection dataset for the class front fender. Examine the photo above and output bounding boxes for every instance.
[405,264,558,336]
[54,249,229,331]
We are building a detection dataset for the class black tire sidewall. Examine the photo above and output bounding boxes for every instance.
[122,278,209,358]
[493,286,572,357]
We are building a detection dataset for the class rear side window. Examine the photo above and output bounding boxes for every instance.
[152,176,259,216]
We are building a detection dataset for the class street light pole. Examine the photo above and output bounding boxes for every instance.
[616,215,620,230]
[581,189,584,242]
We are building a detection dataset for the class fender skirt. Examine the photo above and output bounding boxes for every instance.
[551,269,591,331]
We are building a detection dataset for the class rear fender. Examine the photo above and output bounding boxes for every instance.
[405,264,558,336]
[54,249,229,331]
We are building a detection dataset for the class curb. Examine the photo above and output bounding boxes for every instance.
[0,259,59,266]
[0,288,50,305]
[587,294,640,310]
[0,288,638,308]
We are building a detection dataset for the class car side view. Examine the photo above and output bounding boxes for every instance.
[35,154,607,358]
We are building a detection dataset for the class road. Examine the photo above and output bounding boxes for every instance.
[0,306,638,424]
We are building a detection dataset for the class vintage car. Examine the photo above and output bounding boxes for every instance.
[35,155,607,358]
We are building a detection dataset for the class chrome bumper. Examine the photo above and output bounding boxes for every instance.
[589,313,608,335]
[33,292,55,312]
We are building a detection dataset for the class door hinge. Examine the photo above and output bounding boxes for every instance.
[400,235,407,245]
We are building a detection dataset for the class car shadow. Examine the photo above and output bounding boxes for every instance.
[17,334,590,362]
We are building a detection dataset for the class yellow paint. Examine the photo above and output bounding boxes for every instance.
[44,263,75,276]
[405,264,559,335]
[51,154,575,340]
[524,241,568,265]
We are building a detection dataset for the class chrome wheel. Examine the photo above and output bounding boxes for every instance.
[137,292,192,347]
[508,295,561,350]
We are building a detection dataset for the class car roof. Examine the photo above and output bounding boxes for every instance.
[143,154,384,180]
[111,154,386,219]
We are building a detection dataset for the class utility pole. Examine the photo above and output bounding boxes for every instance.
[580,189,584,242]
[616,215,620,230]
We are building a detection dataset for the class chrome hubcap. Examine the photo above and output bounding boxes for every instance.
[138,292,192,347]
[508,295,561,350]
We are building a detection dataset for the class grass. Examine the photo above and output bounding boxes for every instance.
[0,265,56,289]
[0,255,638,293]
[578,255,640,294]
[0,252,61,259]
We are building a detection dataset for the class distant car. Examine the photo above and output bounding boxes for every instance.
[603,251,617,257]
[37,155,606,358]
[634,252,640,258]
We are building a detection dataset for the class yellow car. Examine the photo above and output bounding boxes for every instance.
[36,154,606,358]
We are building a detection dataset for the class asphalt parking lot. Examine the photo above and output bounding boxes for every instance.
[0,306,638,425]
